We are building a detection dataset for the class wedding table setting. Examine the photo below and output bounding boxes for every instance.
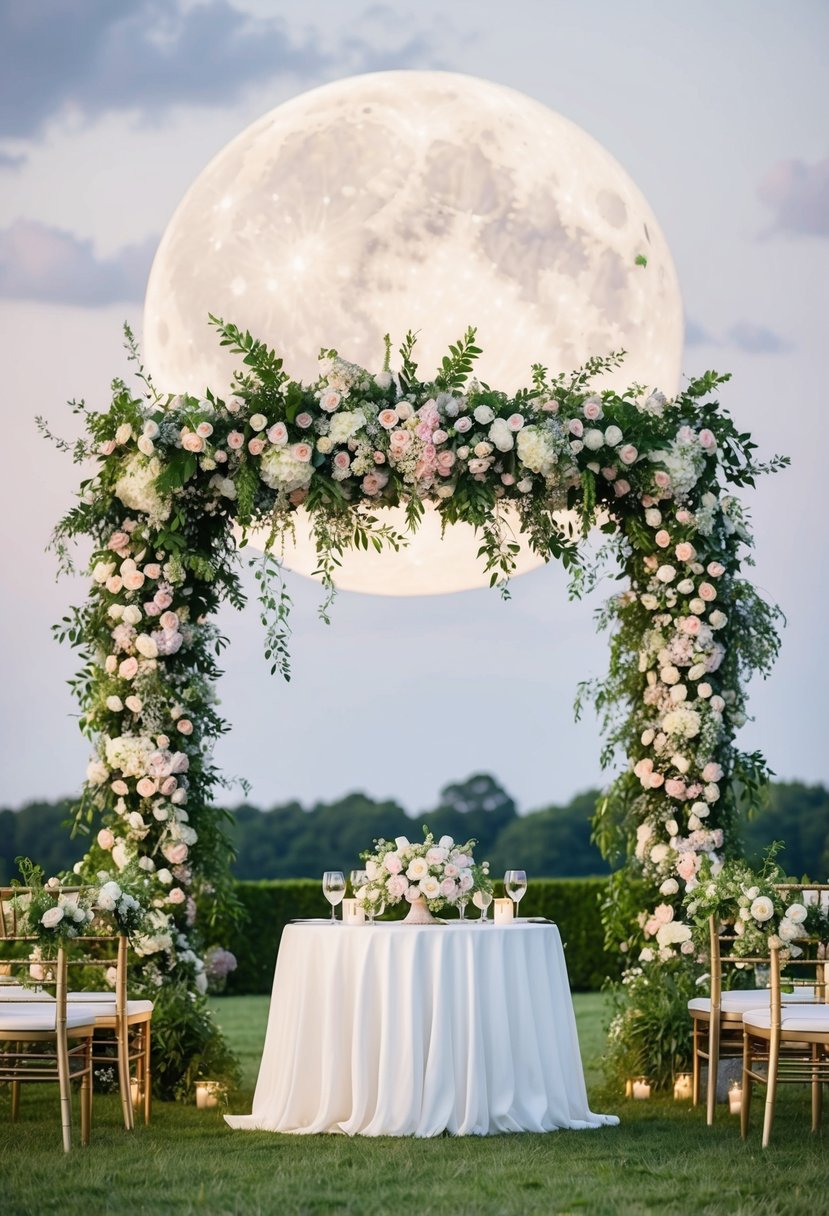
[225,833,618,1138]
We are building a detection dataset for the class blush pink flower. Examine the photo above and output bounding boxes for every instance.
[698,582,717,602]
[163,842,188,865]
[97,828,115,850]
[707,561,725,578]
[655,530,671,548]
[665,778,687,799]
[676,854,699,882]
[160,776,178,796]
[182,432,204,453]
[177,719,193,736]
[99,439,117,456]
[154,590,173,610]
[702,762,723,783]
[675,542,695,562]
[568,418,584,437]
[698,429,717,450]
[292,443,312,463]
[168,886,186,905]
[507,413,525,431]
[144,564,161,579]
[196,421,213,439]
[649,772,665,789]
[267,422,288,445]
[123,570,145,591]
[295,412,313,429]
[111,780,129,796]
[108,531,130,552]
[675,509,692,524]
[654,470,671,489]
[248,438,265,456]
[373,450,386,464]
[378,409,399,430]
[361,473,382,495]
[159,611,179,631]
[389,431,411,456]
[118,656,139,680]
[540,399,559,412]
[454,416,472,433]
[136,777,157,798]
[320,389,341,413]
[583,400,602,421]
[614,480,631,496]
[106,575,124,594]
[384,854,403,875]
[680,615,701,635]
[619,444,638,465]
[333,451,351,471]
[227,431,244,450]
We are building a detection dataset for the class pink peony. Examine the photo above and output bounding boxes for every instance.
[619,444,638,465]
[649,773,665,789]
[248,438,265,456]
[227,431,244,450]
[292,443,312,463]
[163,842,188,865]
[675,542,695,562]
[634,758,654,780]
[436,450,456,473]
[389,430,411,455]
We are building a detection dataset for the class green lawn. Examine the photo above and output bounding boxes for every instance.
[1,995,826,1216]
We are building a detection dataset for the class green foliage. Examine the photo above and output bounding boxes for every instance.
[603,960,698,1090]
[148,978,242,1100]
[434,326,482,391]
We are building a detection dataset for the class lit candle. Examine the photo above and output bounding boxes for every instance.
[130,1079,141,1107]
[673,1073,692,1101]
[494,899,514,925]
[728,1082,742,1115]
[196,1082,219,1109]
[632,1079,651,1100]
[341,898,365,926]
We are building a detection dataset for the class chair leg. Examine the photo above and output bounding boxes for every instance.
[811,1043,823,1133]
[706,1016,721,1126]
[142,1022,152,1125]
[56,1031,72,1153]
[762,1032,780,1149]
[692,1020,701,1106]
[740,1031,752,1140]
[10,1078,20,1121]
[80,1038,92,1147]
[116,1019,133,1131]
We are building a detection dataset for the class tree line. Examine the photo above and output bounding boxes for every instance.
[2,775,827,884]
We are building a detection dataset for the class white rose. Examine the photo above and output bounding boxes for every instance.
[86,760,108,785]
[439,835,454,850]
[473,405,495,425]
[669,684,687,703]
[672,754,690,774]
[666,819,679,836]
[249,413,267,432]
[645,509,662,527]
[41,905,65,929]
[704,783,720,803]
[135,634,158,659]
[106,695,124,712]
[677,578,695,594]
[488,418,514,452]
[115,423,133,445]
[689,598,705,615]
[406,857,429,881]
[93,560,116,584]
[604,425,623,447]
[583,428,604,451]
[709,610,728,629]
[650,843,670,864]
[641,729,655,745]
[419,876,441,900]
[785,903,807,925]
[137,435,155,456]
[156,868,173,885]
[660,878,680,896]
[691,801,709,818]
[749,896,774,923]
[122,605,142,625]
[656,564,676,583]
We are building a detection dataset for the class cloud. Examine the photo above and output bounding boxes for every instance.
[0,149,25,169]
[685,319,717,347]
[726,321,791,355]
[0,219,156,305]
[757,157,829,237]
[0,1,436,140]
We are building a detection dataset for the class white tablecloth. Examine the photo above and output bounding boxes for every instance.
[225,921,618,1137]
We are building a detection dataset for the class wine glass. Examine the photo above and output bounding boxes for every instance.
[322,871,346,922]
[349,869,368,897]
[472,888,493,923]
[366,898,385,926]
[504,870,527,917]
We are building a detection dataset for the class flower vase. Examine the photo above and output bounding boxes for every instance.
[403,895,437,925]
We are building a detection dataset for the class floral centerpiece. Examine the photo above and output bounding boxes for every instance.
[358,828,492,922]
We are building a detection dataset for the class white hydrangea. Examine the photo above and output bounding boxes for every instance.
[516,426,557,477]
[328,410,366,445]
[114,455,171,524]
[661,706,702,740]
[259,447,314,493]
[105,734,155,778]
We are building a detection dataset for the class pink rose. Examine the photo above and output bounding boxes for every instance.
[144,564,161,579]
[106,575,124,594]
[333,451,351,471]
[614,480,631,497]
[389,430,411,455]
[601,466,616,480]
[698,429,716,450]
[248,438,265,456]
[320,389,341,413]
[196,421,213,439]
[136,777,157,798]
[702,762,723,783]
[676,854,699,882]
[654,470,671,489]
[655,530,671,549]
[680,615,701,635]
[643,555,658,572]
[99,440,117,456]
[168,887,186,905]
[267,422,288,445]
[361,474,382,495]
[641,495,657,507]
[154,591,173,610]
[123,570,145,591]
[619,444,638,465]
[97,828,115,850]
[386,875,407,899]
[177,719,193,736]
[373,451,386,464]
[568,418,584,437]
[540,399,559,412]
[507,413,525,431]
[119,657,139,680]
[436,450,456,473]
[698,582,717,602]
[707,561,725,578]
[665,778,687,799]
[111,780,129,796]
[384,854,403,875]
[441,878,458,898]
[214,450,228,463]
[454,416,472,433]
[227,431,244,450]
[295,413,313,429]
[182,431,204,453]
[159,611,179,631]
[108,531,130,552]
[163,842,188,865]
[144,601,161,617]
[654,903,674,924]
[292,443,312,463]
[649,773,665,789]
[378,409,399,430]
[160,776,178,796]
[675,542,695,562]
[675,509,692,524]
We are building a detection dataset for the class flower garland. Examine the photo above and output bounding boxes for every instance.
[43,319,786,1092]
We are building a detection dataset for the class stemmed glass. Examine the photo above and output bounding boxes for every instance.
[472,888,493,923]
[504,870,527,918]
[349,869,368,897]
[366,898,385,926]
[456,894,470,921]
[322,871,346,922]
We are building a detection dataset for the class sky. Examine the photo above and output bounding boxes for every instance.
[1,0,827,817]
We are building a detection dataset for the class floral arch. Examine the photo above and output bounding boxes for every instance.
[46,319,785,1093]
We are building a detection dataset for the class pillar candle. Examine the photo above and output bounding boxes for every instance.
[494,898,514,925]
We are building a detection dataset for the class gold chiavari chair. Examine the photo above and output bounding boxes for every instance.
[0,891,95,1151]
[687,913,816,1124]
[741,883,829,1147]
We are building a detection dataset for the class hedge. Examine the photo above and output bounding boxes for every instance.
[217,878,618,996]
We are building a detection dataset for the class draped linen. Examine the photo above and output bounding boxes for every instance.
[225,921,618,1137]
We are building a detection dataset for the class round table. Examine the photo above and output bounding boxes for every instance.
[225,920,618,1137]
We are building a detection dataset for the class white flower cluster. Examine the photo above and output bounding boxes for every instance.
[358,831,489,911]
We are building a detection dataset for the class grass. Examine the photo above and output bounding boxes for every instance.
[1,995,827,1216]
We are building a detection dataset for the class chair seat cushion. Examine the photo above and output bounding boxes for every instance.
[67,996,154,1019]
[0,986,56,1002]
[688,987,816,1015]
[0,1007,95,1032]
[743,1004,829,1033]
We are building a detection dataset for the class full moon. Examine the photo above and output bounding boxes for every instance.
[144,70,683,595]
